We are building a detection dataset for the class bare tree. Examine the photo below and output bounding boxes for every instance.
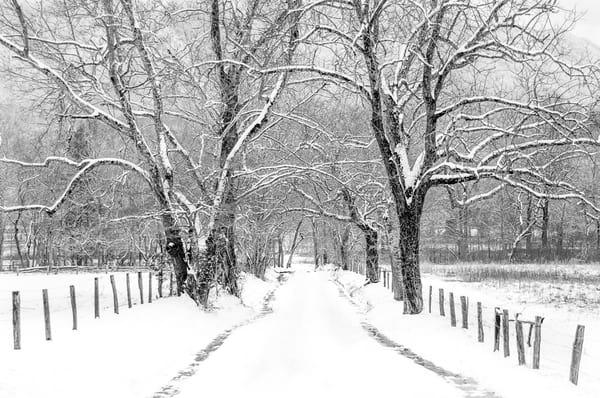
[0,0,301,305]
[283,0,600,313]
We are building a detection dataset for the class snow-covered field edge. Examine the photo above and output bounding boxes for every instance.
[0,268,285,398]
[331,268,597,398]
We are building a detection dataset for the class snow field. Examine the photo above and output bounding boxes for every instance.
[0,270,277,398]
[335,269,600,398]
[176,264,465,398]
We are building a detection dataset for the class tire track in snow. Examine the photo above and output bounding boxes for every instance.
[151,274,287,398]
[334,279,502,398]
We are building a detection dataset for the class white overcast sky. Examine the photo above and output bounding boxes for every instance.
[561,0,600,46]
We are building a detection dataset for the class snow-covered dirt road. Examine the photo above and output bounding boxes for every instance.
[168,266,488,398]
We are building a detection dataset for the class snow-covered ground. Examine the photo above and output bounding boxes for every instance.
[0,269,278,398]
[175,262,467,398]
[335,268,600,398]
[3,259,598,397]
[420,267,600,394]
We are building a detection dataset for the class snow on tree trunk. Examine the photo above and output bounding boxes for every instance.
[390,247,404,301]
[398,209,423,314]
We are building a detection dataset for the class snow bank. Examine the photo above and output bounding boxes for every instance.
[0,270,278,398]
[334,269,597,398]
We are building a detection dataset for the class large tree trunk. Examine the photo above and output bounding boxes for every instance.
[211,177,238,294]
[364,227,379,283]
[383,217,403,300]
[398,208,423,314]
[162,214,190,297]
[390,247,404,301]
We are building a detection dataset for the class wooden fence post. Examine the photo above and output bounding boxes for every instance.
[439,288,445,316]
[138,271,144,304]
[569,325,585,385]
[477,302,484,342]
[515,317,526,365]
[158,272,163,298]
[533,316,543,369]
[70,285,77,330]
[126,273,132,308]
[460,296,468,329]
[42,289,51,341]
[494,308,501,352]
[169,272,173,296]
[148,272,153,303]
[502,309,510,357]
[428,286,432,313]
[449,293,456,327]
[94,277,100,318]
[13,291,20,350]
[110,275,119,314]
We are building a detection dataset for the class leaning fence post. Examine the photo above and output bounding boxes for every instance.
[515,316,526,365]
[502,309,510,357]
[138,271,144,304]
[449,293,456,327]
[13,291,21,350]
[439,288,445,316]
[569,325,585,385]
[494,307,501,352]
[70,285,77,330]
[460,296,468,329]
[477,302,484,342]
[533,316,543,369]
[110,275,119,314]
[94,277,100,318]
[42,289,51,341]
[148,272,153,303]
[126,273,132,308]
[428,286,432,313]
